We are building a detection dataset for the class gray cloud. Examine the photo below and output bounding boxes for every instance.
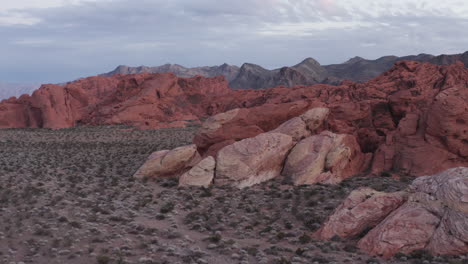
[1,0,468,83]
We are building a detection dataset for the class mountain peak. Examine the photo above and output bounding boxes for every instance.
[297,57,321,67]
[239,63,267,72]
[344,56,365,64]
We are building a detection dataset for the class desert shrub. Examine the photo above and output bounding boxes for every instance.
[408,249,433,261]
[204,233,222,243]
[96,255,111,264]
[298,233,311,244]
[160,201,175,214]
[380,171,391,177]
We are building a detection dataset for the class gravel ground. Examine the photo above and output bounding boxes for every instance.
[0,126,467,264]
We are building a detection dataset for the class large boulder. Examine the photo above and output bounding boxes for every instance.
[282,131,370,185]
[133,144,201,179]
[315,167,468,258]
[315,168,468,258]
[193,108,264,154]
[358,202,440,258]
[193,101,311,154]
[269,117,311,142]
[269,107,330,142]
[300,107,330,132]
[215,133,294,188]
[314,187,406,240]
[179,156,216,188]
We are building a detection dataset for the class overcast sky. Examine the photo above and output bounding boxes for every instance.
[1,0,468,83]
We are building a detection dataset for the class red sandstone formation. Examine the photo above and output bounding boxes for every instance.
[314,187,407,240]
[194,61,468,177]
[316,167,468,257]
[0,61,467,176]
[0,73,232,129]
[215,133,295,188]
[282,131,370,185]
[134,107,371,188]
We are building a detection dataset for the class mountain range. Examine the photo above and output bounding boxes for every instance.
[102,51,468,89]
[1,51,468,100]
[101,51,468,89]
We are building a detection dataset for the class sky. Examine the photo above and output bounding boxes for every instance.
[1,0,468,83]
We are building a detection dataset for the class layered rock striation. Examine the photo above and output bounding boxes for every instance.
[316,167,468,257]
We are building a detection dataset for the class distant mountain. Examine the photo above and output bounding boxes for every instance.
[0,82,40,100]
[2,51,465,100]
[101,63,240,82]
[230,58,333,89]
[426,51,468,66]
[100,51,468,90]
[323,52,468,82]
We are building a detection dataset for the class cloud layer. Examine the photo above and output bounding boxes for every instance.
[2,0,468,82]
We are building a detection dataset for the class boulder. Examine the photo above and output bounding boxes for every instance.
[268,107,330,141]
[179,156,215,187]
[215,133,294,188]
[133,144,201,179]
[282,131,369,185]
[193,101,311,155]
[269,117,311,142]
[358,202,442,258]
[354,167,468,257]
[193,108,264,154]
[300,107,330,132]
[314,187,406,240]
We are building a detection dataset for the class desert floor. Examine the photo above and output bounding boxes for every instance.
[0,126,466,264]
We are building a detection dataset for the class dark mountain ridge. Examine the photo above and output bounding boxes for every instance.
[97,51,468,90]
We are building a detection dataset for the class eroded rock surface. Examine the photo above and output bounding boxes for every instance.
[179,156,216,187]
[133,144,201,179]
[318,167,468,258]
[193,101,311,155]
[282,131,370,185]
[215,133,294,188]
[314,187,406,240]
[359,167,468,257]
[269,107,329,142]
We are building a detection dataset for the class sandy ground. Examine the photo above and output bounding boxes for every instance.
[0,126,467,264]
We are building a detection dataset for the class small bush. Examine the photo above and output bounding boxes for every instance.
[380,171,391,177]
[298,233,311,244]
[96,255,111,264]
[409,249,433,261]
[160,202,175,214]
[205,233,222,243]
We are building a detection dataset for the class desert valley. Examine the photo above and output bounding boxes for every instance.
[1,1,468,264]
[0,57,467,264]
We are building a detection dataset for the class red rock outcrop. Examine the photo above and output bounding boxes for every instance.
[282,131,370,185]
[193,101,313,155]
[314,187,407,240]
[0,61,467,176]
[358,167,468,257]
[317,167,468,257]
[0,73,233,129]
